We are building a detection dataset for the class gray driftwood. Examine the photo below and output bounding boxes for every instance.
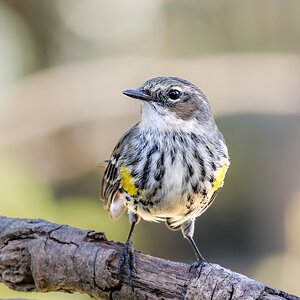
[0,216,299,300]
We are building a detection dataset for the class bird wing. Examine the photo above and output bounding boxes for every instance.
[101,126,138,219]
[101,141,123,215]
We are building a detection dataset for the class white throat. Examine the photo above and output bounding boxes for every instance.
[139,102,202,133]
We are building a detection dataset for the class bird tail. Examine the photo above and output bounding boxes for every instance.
[97,160,109,169]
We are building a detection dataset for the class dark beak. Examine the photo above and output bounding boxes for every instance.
[123,88,153,102]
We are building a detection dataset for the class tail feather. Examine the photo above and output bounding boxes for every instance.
[97,160,109,169]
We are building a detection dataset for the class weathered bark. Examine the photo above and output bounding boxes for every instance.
[0,216,298,300]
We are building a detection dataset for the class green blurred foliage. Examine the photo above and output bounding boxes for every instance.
[0,153,128,299]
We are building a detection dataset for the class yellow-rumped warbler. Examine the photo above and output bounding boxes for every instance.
[101,76,229,282]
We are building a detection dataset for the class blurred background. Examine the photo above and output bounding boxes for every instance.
[0,0,300,299]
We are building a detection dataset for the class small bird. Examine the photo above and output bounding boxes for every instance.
[101,76,229,283]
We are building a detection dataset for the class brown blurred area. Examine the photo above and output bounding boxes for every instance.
[0,1,300,299]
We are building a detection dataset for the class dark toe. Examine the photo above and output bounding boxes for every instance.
[189,259,207,277]
[117,241,136,286]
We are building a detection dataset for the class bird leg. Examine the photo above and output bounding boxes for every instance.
[186,235,206,275]
[117,213,139,286]
[182,219,207,276]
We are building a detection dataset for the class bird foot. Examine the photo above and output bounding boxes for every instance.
[189,259,207,277]
[117,240,136,286]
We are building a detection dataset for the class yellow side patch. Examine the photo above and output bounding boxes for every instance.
[213,164,228,192]
[120,166,138,196]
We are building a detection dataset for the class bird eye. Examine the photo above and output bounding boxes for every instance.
[168,89,181,101]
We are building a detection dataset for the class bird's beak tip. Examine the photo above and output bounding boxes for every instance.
[122,89,134,96]
[122,88,152,102]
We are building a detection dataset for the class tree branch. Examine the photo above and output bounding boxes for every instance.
[0,216,298,300]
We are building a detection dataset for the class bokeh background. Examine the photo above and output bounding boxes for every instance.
[0,1,300,299]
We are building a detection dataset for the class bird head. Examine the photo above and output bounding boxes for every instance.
[123,77,215,130]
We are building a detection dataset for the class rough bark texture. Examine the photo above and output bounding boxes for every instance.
[0,216,299,300]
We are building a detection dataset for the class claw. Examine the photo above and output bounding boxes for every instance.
[117,240,136,287]
[189,259,207,277]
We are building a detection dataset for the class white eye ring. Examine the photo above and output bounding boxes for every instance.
[168,88,182,101]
